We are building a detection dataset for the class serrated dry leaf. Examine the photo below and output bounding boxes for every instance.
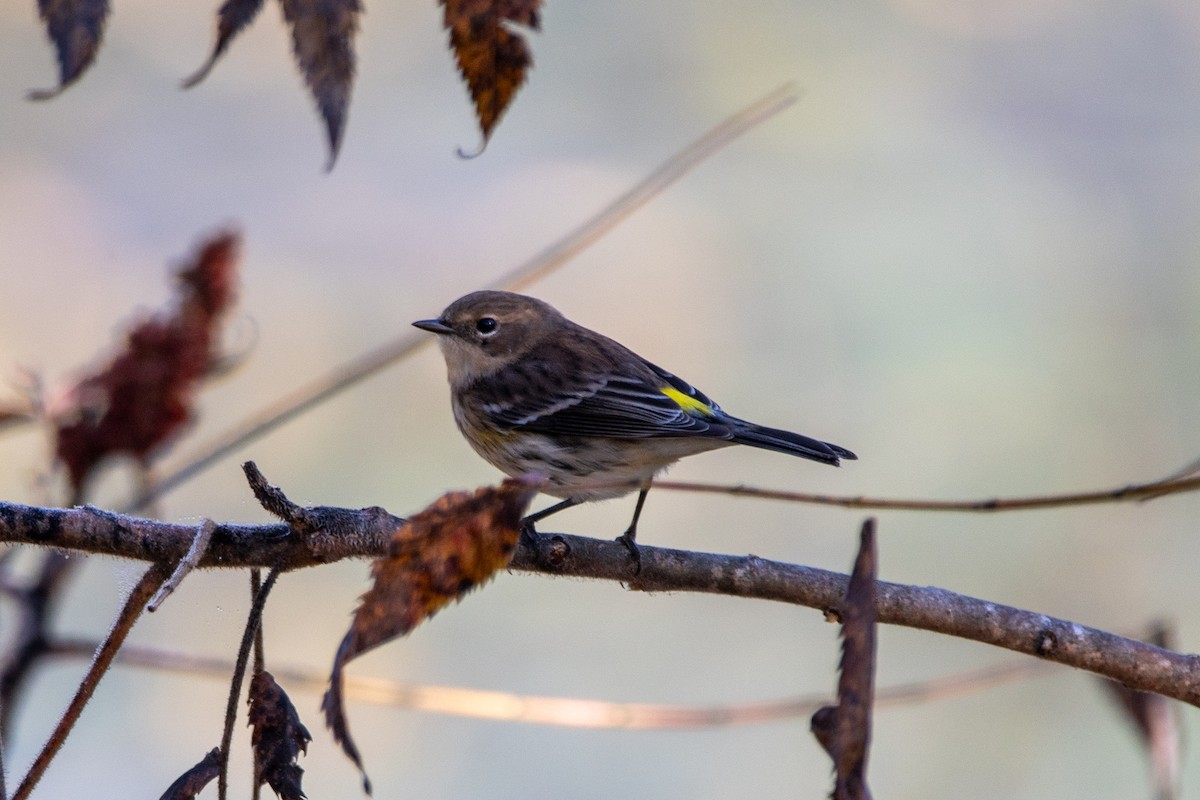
[182,0,268,88]
[322,476,540,793]
[248,670,312,800]
[157,747,222,800]
[279,0,360,168]
[813,519,877,800]
[441,0,541,145]
[52,231,239,495]
[30,0,110,100]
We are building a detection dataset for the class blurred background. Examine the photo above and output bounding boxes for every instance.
[1,0,1199,796]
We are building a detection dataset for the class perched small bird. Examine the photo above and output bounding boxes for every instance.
[414,290,855,558]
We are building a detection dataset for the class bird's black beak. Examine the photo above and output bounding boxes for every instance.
[413,318,454,335]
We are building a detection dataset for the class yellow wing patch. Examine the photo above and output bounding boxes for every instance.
[661,386,714,416]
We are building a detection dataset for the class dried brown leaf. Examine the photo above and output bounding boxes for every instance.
[248,670,312,800]
[322,476,541,793]
[158,748,222,800]
[278,0,361,168]
[29,0,110,100]
[182,0,268,88]
[1101,623,1180,800]
[441,0,541,146]
[52,231,239,495]
[813,518,877,800]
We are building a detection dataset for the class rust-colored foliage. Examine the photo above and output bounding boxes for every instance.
[30,0,110,100]
[1101,623,1180,800]
[248,670,312,800]
[441,0,542,145]
[813,519,877,800]
[36,0,534,164]
[52,231,239,496]
[322,476,541,793]
[158,747,222,800]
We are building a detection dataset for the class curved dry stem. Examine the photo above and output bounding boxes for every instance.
[43,639,1047,729]
[11,562,169,800]
[124,84,800,515]
[647,474,1200,512]
[218,567,281,800]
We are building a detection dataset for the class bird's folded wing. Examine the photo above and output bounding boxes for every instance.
[482,371,728,439]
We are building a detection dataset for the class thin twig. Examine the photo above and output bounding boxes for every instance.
[11,562,169,800]
[500,83,799,294]
[124,85,800,514]
[0,711,7,800]
[249,569,264,800]
[148,518,217,611]
[648,474,1200,512]
[217,568,280,800]
[1,553,75,737]
[43,638,1048,729]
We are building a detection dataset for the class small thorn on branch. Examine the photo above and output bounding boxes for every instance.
[242,461,319,534]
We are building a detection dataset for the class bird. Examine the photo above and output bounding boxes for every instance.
[414,290,855,562]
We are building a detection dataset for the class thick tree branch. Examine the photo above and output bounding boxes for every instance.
[1,495,1197,707]
[516,534,1200,704]
[0,500,401,569]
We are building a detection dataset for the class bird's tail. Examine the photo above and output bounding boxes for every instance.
[729,421,857,466]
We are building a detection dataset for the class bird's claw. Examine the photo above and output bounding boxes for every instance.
[519,518,544,550]
[615,530,642,574]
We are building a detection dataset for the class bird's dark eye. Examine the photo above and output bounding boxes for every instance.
[476,317,498,335]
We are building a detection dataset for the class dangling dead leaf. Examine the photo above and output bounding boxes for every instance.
[322,476,541,793]
[182,0,268,88]
[278,0,361,168]
[52,231,240,496]
[248,670,312,800]
[157,747,222,800]
[1100,623,1180,800]
[813,518,877,800]
[29,0,110,100]
[441,0,542,148]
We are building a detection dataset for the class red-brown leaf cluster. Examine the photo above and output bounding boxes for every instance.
[322,476,541,793]
[441,0,542,144]
[52,231,239,496]
[248,670,312,800]
[35,0,538,164]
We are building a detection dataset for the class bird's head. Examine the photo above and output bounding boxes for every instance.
[413,290,561,385]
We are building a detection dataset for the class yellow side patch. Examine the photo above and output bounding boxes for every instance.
[661,386,713,416]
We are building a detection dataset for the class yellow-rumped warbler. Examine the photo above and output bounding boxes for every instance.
[414,290,855,556]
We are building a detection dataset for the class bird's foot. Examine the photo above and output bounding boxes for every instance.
[614,529,642,574]
[519,518,544,550]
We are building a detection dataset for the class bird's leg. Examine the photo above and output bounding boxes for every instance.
[520,498,578,547]
[615,486,650,571]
